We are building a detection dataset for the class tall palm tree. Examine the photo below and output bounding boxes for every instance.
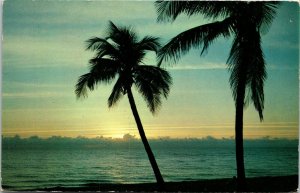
[75,21,171,186]
[155,1,279,189]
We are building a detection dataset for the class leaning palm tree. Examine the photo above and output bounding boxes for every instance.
[155,1,279,189]
[75,21,171,186]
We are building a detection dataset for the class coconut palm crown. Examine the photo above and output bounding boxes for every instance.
[155,1,279,190]
[75,21,171,186]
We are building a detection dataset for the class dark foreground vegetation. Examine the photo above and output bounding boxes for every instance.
[10,175,297,192]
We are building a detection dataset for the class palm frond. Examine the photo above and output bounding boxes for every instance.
[86,37,108,51]
[108,20,120,35]
[227,33,249,106]
[253,2,280,34]
[130,36,161,65]
[155,1,237,22]
[137,36,161,53]
[106,21,122,44]
[181,1,237,19]
[134,65,172,98]
[75,58,119,99]
[86,37,119,60]
[201,17,234,55]
[158,18,233,66]
[88,58,119,84]
[107,21,138,47]
[249,32,266,121]
[108,77,124,107]
[155,1,188,22]
[227,29,266,121]
[134,76,161,114]
[133,65,172,113]
[75,73,96,99]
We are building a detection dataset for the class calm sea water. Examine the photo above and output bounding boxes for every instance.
[2,137,298,190]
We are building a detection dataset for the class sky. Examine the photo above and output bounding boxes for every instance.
[2,0,299,139]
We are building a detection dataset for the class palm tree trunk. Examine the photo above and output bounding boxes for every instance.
[126,88,165,186]
[235,81,246,191]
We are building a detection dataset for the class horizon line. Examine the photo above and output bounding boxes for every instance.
[2,134,298,141]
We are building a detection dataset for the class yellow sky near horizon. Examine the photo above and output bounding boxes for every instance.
[3,121,298,139]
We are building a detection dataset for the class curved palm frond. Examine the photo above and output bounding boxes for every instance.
[131,36,161,66]
[133,65,172,114]
[227,33,249,106]
[89,58,119,80]
[248,31,266,121]
[137,36,161,53]
[75,73,96,99]
[134,65,172,97]
[75,58,119,99]
[107,20,120,38]
[186,1,237,19]
[261,2,280,31]
[134,77,161,114]
[108,76,124,107]
[106,21,124,45]
[249,2,280,34]
[156,1,238,22]
[227,28,266,121]
[158,18,233,66]
[107,21,136,46]
[86,37,108,51]
[107,21,138,48]
[155,1,188,22]
[86,37,119,60]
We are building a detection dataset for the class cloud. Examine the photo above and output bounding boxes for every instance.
[2,128,107,135]
[264,40,299,50]
[3,36,90,69]
[143,122,298,130]
[3,134,298,143]
[3,81,69,89]
[4,1,157,25]
[169,62,227,70]
[267,64,297,70]
[122,133,136,141]
[2,91,69,98]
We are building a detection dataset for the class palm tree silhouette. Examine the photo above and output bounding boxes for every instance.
[75,21,171,186]
[155,1,279,190]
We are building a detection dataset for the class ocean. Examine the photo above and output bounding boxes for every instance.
[2,136,298,191]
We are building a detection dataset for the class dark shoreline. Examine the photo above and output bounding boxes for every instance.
[4,175,298,192]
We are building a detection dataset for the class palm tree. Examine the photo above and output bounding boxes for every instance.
[155,1,279,190]
[75,21,171,186]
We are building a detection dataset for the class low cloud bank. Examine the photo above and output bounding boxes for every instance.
[2,134,298,150]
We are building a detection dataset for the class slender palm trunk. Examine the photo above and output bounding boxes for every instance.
[235,81,246,191]
[126,88,165,186]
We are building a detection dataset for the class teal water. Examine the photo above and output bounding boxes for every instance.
[2,137,298,190]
